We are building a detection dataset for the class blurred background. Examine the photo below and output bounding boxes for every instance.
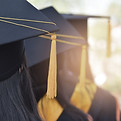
[28,0,121,107]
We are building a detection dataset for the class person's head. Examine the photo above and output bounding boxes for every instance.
[0,41,41,121]
[0,1,59,121]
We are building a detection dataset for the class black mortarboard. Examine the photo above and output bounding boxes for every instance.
[0,1,58,81]
[62,14,111,57]
[25,7,86,67]
[0,0,57,45]
[25,7,87,98]
[62,14,110,40]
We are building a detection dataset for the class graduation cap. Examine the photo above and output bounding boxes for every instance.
[0,0,58,45]
[25,6,87,99]
[62,14,111,57]
[0,0,58,81]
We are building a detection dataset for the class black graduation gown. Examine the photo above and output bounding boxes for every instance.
[88,87,119,121]
[58,111,76,121]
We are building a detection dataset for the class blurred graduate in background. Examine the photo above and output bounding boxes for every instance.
[26,6,120,121]
[63,14,120,121]
[25,7,92,121]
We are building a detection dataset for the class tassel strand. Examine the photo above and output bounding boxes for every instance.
[47,34,57,99]
[79,45,87,86]
[107,19,111,57]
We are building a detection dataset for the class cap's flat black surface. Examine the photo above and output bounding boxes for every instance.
[0,0,57,45]
[25,6,86,67]
[41,7,86,44]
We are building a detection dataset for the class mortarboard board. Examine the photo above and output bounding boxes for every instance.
[25,7,86,67]
[62,14,110,40]
[0,0,58,45]
[62,14,111,57]
[0,1,58,81]
[25,6,87,99]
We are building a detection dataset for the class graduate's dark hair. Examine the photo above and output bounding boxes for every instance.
[30,46,92,121]
[0,60,42,121]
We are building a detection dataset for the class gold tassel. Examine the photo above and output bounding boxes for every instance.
[79,45,87,86]
[107,19,111,57]
[46,34,57,99]
[37,95,63,121]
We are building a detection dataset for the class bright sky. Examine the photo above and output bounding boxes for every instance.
[28,0,121,16]
[84,0,111,14]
